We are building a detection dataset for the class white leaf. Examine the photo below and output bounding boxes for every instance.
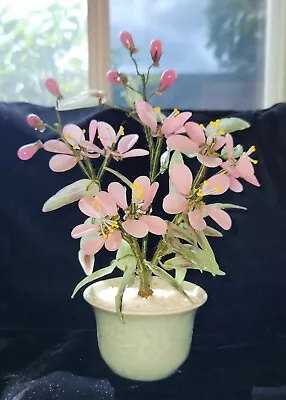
[57,89,106,111]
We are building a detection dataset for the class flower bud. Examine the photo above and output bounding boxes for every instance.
[119,31,138,53]
[150,39,163,66]
[17,141,42,160]
[157,69,177,93]
[26,114,45,132]
[106,70,122,84]
[44,77,62,98]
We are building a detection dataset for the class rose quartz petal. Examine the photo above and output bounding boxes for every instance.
[135,101,157,134]
[214,136,226,151]
[229,176,243,192]
[122,149,149,158]
[97,121,117,148]
[122,219,149,238]
[171,164,193,195]
[108,182,128,210]
[44,77,62,97]
[82,236,105,256]
[81,151,101,159]
[221,161,239,178]
[184,121,205,144]
[105,230,122,251]
[106,70,121,84]
[44,140,72,154]
[79,196,101,218]
[161,112,192,137]
[159,69,177,90]
[71,224,98,239]
[204,205,232,230]
[97,191,118,215]
[49,154,77,172]
[203,174,230,195]
[89,120,98,143]
[132,176,151,204]
[163,193,188,214]
[140,215,167,235]
[197,154,222,168]
[17,142,41,160]
[236,156,254,177]
[62,124,84,146]
[167,135,199,154]
[142,182,159,210]
[225,134,234,156]
[242,174,260,187]
[117,134,138,153]
[80,139,103,154]
[188,209,206,231]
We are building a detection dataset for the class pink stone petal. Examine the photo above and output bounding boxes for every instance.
[214,136,226,151]
[117,134,138,153]
[163,193,188,214]
[204,205,232,230]
[203,174,230,195]
[81,151,101,159]
[44,77,62,98]
[197,154,222,168]
[105,230,122,251]
[140,215,167,235]
[225,134,234,156]
[132,176,151,204]
[97,121,117,148]
[89,120,98,143]
[184,121,205,144]
[97,191,118,215]
[122,149,149,158]
[80,139,103,154]
[159,69,177,91]
[188,209,206,231]
[44,140,72,154]
[236,156,254,177]
[135,101,157,134]
[122,219,149,238]
[17,142,41,160]
[71,224,98,239]
[49,154,77,172]
[79,196,102,218]
[62,124,84,146]
[108,182,128,210]
[142,182,159,210]
[229,176,243,192]
[242,174,260,187]
[82,236,105,256]
[221,161,239,178]
[167,135,199,154]
[106,70,122,84]
[171,164,193,195]
[161,112,192,137]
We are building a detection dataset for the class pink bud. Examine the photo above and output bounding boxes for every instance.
[158,69,177,93]
[44,77,62,98]
[150,39,163,66]
[106,70,122,85]
[119,31,138,53]
[26,114,45,132]
[17,141,42,160]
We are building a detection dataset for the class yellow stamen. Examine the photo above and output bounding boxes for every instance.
[112,213,117,217]
[199,124,205,129]
[252,159,258,165]
[215,186,221,193]
[153,107,161,112]
[91,199,101,207]
[67,134,73,140]
[197,192,204,198]
[203,180,209,185]
[216,119,221,124]
[118,125,125,135]
[219,129,225,136]
[82,129,86,134]
[131,183,144,200]
[250,145,256,152]
[72,145,77,150]
[109,228,114,233]
[103,234,108,239]
[173,108,180,116]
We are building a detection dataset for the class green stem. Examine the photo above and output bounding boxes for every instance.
[78,160,91,179]
[192,164,207,190]
[97,154,113,184]
[150,136,164,182]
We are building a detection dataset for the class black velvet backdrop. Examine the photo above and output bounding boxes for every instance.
[0,102,285,399]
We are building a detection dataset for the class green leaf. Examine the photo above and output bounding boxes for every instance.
[104,167,133,187]
[204,226,223,237]
[42,179,99,212]
[163,256,193,269]
[205,117,250,136]
[78,250,95,275]
[193,231,225,276]
[145,262,194,303]
[71,261,117,298]
[125,75,143,108]
[167,222,198,245]
[116,240,137,271]
[175,267,187,285]
[211,203,247,211]
[115,258,137,322]
[57,90,106,111]
[159,148,171,175]
[169,151,184,193]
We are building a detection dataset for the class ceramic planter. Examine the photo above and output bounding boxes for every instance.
[83,277,207,381]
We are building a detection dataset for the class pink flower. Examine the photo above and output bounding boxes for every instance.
[157,69,177,93]
[44,123,100,172]
[167,121,225,167]
[221,134,260,190]
[119,31,138,53]
[106,70,122,85]
[17,141,42,160]
[163,164,231,231]
[135,101,191,137]
[71,191,122,256]
[26,113,45,132]
[44,78,62,98]
[111,134,149,159]
[108,177,167,238]
[150,39,163,66]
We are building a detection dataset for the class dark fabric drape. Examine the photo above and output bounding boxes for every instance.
[0,102,285,399]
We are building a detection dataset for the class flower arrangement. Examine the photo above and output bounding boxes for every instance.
[17,31,260,316]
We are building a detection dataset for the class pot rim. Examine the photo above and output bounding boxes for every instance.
[83,277,208,316]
